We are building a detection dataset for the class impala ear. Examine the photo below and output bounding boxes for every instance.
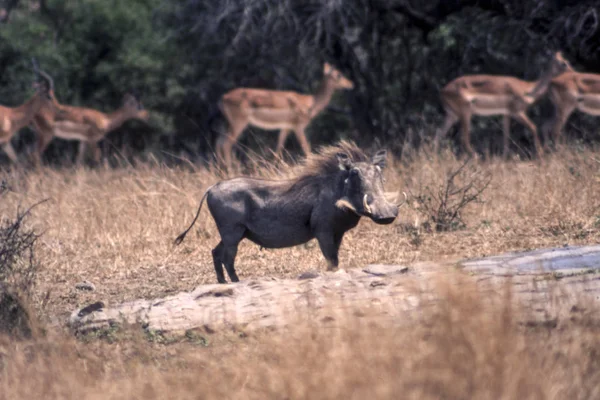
[324,63,332,75]
[337,152,352,170]
[372,149,387,169]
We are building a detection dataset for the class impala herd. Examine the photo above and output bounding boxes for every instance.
[0,62,149,165]
[1,51,600,167]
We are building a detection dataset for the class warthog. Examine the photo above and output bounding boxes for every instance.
[174,142,399,283]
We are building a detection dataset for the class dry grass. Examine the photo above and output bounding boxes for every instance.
[1,276,600,399]
[1,144,600,398]
[0,146,599,319]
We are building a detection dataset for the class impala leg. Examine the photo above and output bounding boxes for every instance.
[30,121,50,166]
[35,133,53,166]
[215,134,227,165]
[76,141,87,165]
[541,119,553,151]
[293,127,311,157]
[219,122,246,170]
[92,142,102,164]
[220,137,235,170]
[502,115,511,159]
[435,112,459,152]
[513,112,543,157]
[459,113,475,157]
[547,89,575,150]
[2,141,18,163]
[552,107,575,148]
[544,91,559,150]
[275,129,291,157]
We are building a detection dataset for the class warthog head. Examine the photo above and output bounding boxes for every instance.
[335,150,398,224]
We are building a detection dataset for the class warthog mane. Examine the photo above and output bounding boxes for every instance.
[286,140,369,189]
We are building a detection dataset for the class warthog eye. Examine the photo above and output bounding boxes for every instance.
[350,168,359,176]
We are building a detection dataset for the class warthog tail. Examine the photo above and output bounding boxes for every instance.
[174,185,215,246]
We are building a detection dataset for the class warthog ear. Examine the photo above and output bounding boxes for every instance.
[372,149,387,169]
[337,152,352,170]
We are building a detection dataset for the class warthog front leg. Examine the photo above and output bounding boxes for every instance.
[315,231,343,271]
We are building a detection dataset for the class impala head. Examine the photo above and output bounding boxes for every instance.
[324,63,354,90]
[526,51,574,100]
[548,51,573,76]
[335,149,398,224]
[31,67,55,102]
[122,92,149,121]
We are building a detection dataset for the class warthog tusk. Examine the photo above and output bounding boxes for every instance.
[335,198,359,215]
[397,191,408,209]
[385,191,408,209]
[363,194,372,214]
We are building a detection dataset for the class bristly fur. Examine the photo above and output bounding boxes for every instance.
[296,140,369,179]
[281,141,369,194]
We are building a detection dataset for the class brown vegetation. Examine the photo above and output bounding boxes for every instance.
[1,145,600,398]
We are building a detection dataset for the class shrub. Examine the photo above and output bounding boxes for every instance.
[411,159,491,232]
[0,199,46,338]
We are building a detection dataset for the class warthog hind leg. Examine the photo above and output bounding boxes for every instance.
[221,244,240,283]
[214,225,245,283]
[212,241,226,284]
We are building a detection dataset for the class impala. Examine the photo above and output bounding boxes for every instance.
[0,66,56,163]
[31,86,149,164]
[215,63,354,168]
[435,51,572,158]
[546,65,600,147]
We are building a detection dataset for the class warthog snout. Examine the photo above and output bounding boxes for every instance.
[363,194,398,225]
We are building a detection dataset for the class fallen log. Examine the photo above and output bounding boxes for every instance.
[69,245,600,335]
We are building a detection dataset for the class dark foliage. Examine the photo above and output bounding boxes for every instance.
[0,0,599,163]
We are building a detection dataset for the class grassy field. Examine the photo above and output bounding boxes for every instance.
[1,144,600,398]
